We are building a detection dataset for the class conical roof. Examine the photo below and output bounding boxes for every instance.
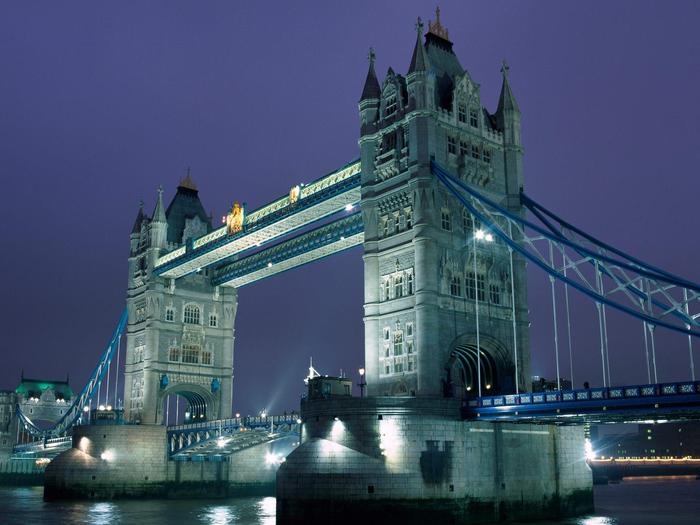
[131,201,146,234]
[497,61,520,114]
[360,48,381,101]
[408,18,429,73]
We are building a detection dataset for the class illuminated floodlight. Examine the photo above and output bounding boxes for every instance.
[217,437,226,448]
[475,229,486,240]
[334,416,340,421]
[340,236,345,241]
[261,410,267,418]
[345,203,354,211]
[584,438,596,461]
[359,368,365,376]
[83,406,90,412]
[466,386,472,391]
[267,262,273,268]
[485,384,491,390]
[485,233,494,242]
[100,450,115,461]
[296,418,302,424]
[235,412,241,418]
[265,452,284,466]
[106,405,113,411]
[98,405,105,411]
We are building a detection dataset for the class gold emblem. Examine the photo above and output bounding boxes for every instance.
[225,201,245,235]
[289,185,301,205]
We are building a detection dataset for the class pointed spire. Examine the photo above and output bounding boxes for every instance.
[427,6,449,41]
[131,200,146,234]
[179,167,198,191]
[408,17,429,73]
[497,60,520,114]
[153,185,166,224]
[360,47,381,101]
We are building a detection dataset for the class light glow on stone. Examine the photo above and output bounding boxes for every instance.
[584,438,595,461]
[379,418,400,461]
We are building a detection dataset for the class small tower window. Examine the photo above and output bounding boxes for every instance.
[407,342,414,355]
[447,136,457,154]
[460,141,469,156]
[169,348,180,362]
[441,210,452,231]
[407,271,414,295]
[471,144,480,160]
[385,95,397,116]
[209,314,218,327]
[483,148,491,164]
[201,351,212,365]
[183,304,200,325]
[405,207,413,229]
[383,279,391,301]
[469,108,479,128]
[458,103,467,123]
[394,275,404,298]
[394,331,404,356]
[165,308,174,322]
[489,284,501,305]
[406,322,414,337]
[450,276,462,297]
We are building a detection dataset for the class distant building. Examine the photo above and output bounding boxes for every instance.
[591,422,700,459]
[307,376,353,400]
[531,375,572,392]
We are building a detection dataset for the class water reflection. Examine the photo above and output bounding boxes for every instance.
[88,501,119,525]
[578,518,617,525]
[256,496,276,525]
[200,505,237,524]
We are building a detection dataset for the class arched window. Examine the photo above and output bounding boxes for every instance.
[183,304,200,325]
[394,275,404,298]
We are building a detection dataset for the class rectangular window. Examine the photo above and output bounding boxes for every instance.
[394,332,404,356]
[406,322,413,337]
[471,144,480,159]
[441,210,452,231]
[469,108,479,128]
[169,348,180,362]
[181,345,200,364]
[385,95,397,116]
[477,273,486,301]
[483,148,491,164]
[466,271,476,300]
[165,308,174,322]
[394,275,404,298]
[395,362,404,373]
[408,359,413,371]
[489,284,501,305]
[385,345,390,357]
[450,276,461,297]
[381,215,389,237]
[385,364,391,375]
[406,341,414,354]
[383,279,391,301]
[447,136,457,154]
[405,207,413,228]
[384,327,391,341]
[407,272,414,295]
[209,315,218,327]
[458,103,467,123]
[460,140,469,156]
[201,351,212,365]
[394,214,400,232]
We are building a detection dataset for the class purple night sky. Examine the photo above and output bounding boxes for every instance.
[1,1,699,416]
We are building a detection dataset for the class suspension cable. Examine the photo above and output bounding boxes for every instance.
[685,288,696,381]
[641,298,652,383]
[645,279,659,383]
[561,246,575,388]
[599,269,612,385]
[472,228,482,397]
[105,362,111,408]
[594,261,607,387]
[113,334,121,409]
[508,222,519,394]
[548,242,561,391]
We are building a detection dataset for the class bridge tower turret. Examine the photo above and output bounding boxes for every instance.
[360,13,530,398]
[124,176,237,425]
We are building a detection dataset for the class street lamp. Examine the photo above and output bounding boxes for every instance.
[358,368,366,398]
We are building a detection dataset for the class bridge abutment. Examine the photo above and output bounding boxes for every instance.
[277,396,593,524]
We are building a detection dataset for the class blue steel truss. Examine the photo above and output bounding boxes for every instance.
[154,166,361,277]
[167,415,300,459]
[212,212,363,287]
[432,161,700,339]
[464,381,700,424]
[16,308,128,439]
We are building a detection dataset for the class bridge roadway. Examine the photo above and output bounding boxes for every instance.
[463,380,700,424]
[11,414,301,462]
[154,160,360,280]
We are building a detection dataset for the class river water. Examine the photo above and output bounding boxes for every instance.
[1,477,698,524]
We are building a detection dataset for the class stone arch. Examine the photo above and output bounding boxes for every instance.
[445,333,513,398]
[158,382,216,425]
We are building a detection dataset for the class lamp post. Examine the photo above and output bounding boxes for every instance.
[358,368,366,398]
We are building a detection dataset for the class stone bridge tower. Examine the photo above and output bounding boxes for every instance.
[360,15,530,398]
[124,176,237,424]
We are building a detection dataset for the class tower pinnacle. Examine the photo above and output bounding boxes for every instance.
[360,47,381,101]
[427,6,449,40]
[408,17,429,73]
[153,185,166,223]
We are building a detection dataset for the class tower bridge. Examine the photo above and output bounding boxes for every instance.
[5,9,700,523]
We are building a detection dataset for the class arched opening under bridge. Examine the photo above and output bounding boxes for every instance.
[158,383,217,426]
[445,334,514,398]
